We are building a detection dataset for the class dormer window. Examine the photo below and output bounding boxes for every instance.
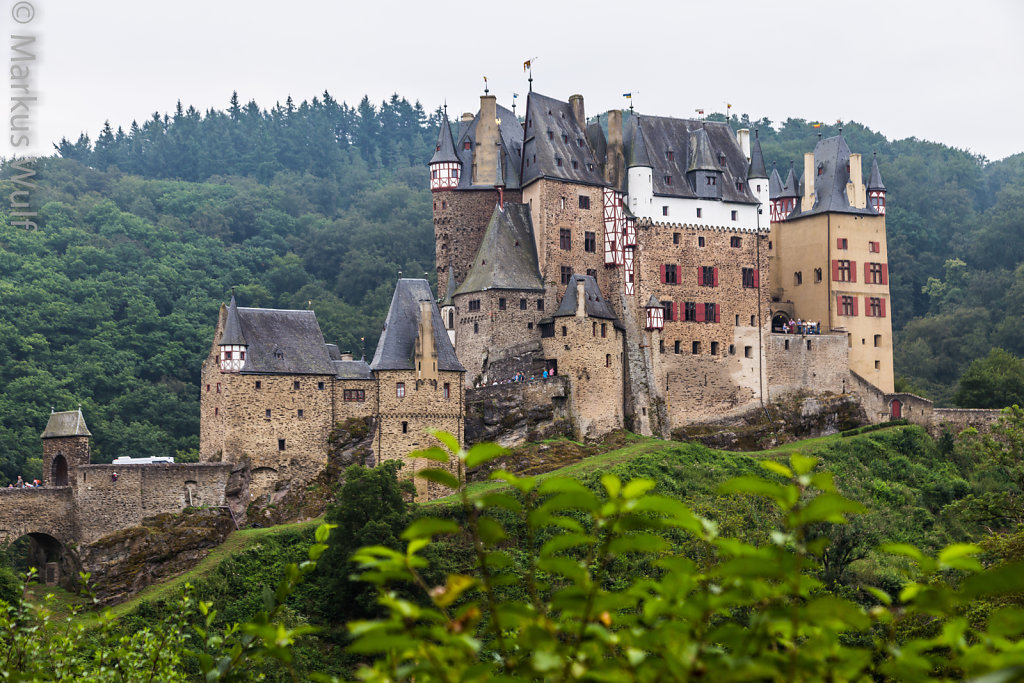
[464,141,471,150]
[666,151,674,161]
[737,181,744,191]
[556,158,563,167]
[547,130,554,140]
[562,133,569,143]
[435,144,440,152]
[706,177,716,186]
[572,160,579,169]
[817,163,824,176]
[577,137,583,146]
[664,175,672,185]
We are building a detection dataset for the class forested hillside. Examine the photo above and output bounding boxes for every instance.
[0,90,1019,483]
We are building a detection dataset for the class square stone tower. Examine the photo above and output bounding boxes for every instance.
[40,408,91,487]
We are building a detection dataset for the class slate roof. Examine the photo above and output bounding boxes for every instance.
[334,359,374,380]
[768,163,784,198]
[748,130,768,179]
[628,118,652,168]
[623,116,758,204]
[687,126,720,172]
[453,104,523,190]
[430,109,459,164]
[868,154,886,191]
[438,268,458,307]
[521,92,606,187]
[220,294,246,346]
[780,163,800,199]
[229,307,337,375]
[553,274,621,327]
[454,203,544,295]
[41,409,91,439]
[371,279,465,372]
[646,294,661,308]
[786,135,878,219]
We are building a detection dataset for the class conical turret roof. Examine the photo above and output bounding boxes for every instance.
[628,118,653,168]
[868,154,885,191]
[769,163,784,199]
[780,163,800,199]
[220,294,246,346]
[429,108,459,164]
[748,129,768,179]
[439,268,458,307]
[687,126,720,172]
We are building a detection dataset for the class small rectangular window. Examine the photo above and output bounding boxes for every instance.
[744,346,753,358]
[814,268,822,283]
[665,175,673,185]
[674,340,681,354]
[443,383,450,399]
[562,325,567,336]
[711,341,719,355]
[606,354,611,367]
[278,439,286,451]
[317,381,325,390]
[214,407,218,416]
[874,334,882,347]
[662,206,669,216]
[696,208,703,218]
[293,381,300,390]
[698,235,705,247]
[206,384,210,392]
[584,231,596,253]
[561,266,573,285]
[402,421,408,433]
[255,380,261,389]
[601,323,607,338]
[730,236,741,248]
[297,409,304,418]
[396,382,405,398]
[587,268,597,278]
[666,150,674,161]
[692,341,701,355]
[673,232,680,245]
[499,297,506,310]
[794,271,803,286]
[520,298,527,310]
[266,409,271,418]
[537,299,544,311]
[730,210,738,221]
[578,195,590,209]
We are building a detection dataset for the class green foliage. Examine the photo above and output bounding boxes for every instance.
[345,431,1024,681]
[954,348,1024,409]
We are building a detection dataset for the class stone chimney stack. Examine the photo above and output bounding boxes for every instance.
[575,279,587,317]
[414,300,439,381]
[605,109,624,188]
[461,112,473,123]
[846,152,866,208]
[569,94,586,130]
[802,152,816,212]
[472,95,499,186]
[736,129,751,162]
[340,352,353,362]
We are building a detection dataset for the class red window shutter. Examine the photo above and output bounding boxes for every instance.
[850,261,857,283]
[836,238,842,249]
[852,297,859,316]
[880,298,886,317]
[714,304,720,323]
[836,294,843,314]
[865,297,873,317]
[832,260,839,281]
[881,264,888,285]
[753,269,759,288]
[696,303,705,322]
[713,267,719,287]
[697,267,702,285]
[864,262,870,282]
[660,264,666,283]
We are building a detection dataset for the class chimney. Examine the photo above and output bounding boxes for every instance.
[605,109,624,187]
[846,152,866,208]
[414,300,439,381]
[575,279,586,318]
[340,352,353,362]
[736,129,751,162]
[472,95,499,186]
[461,112,473,123]
[569,94,586,130]
[802,152,816,212]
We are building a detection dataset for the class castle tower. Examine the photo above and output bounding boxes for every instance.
[41,408,91,487]
[867,153,886,215]
[429,107,461,192]
[626,118,654,215]
[219,294,247,372]
[768,162,785,222]
[747,129,770,209]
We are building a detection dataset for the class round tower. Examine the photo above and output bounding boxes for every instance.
[747,129,770,208]
[627,119,654,215]
[429,107,461,191]
[219,294,247,372]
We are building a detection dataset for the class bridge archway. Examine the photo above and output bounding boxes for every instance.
[2,531,78,590]
[51,453,69,487]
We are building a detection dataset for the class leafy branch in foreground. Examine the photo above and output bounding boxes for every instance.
[347,431,1024,682]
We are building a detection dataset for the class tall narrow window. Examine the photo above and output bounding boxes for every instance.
[401,421,408,434]
[560,228,571,250]
[584,231,596,252]
[561,266,573,284]
[396,382,405,398]
[278,439,286,451]
[443,383,450,399]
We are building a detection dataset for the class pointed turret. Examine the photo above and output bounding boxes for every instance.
[645,294,664,331]
[219,294,248,372]
[772,162,800,221]
[628,121,652,169]
[429,108,461,191]
[867,153,886,215]
[768,162,785,222]
[747,129,768,179]
[626,117,654,215]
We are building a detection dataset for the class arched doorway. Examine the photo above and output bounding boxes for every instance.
[51,454,69,487]
[890,399,902,419]
[772,312,789,333]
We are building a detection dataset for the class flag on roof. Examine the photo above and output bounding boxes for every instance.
[812,122,822,128]
[523,60,531,71]
[623,93,631,99]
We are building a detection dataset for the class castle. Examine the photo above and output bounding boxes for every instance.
[197,88,906,502]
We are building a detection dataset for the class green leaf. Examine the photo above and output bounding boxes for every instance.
[803,595,871,631]
[602,474,622,498]
[719,476,797,509]
[314,523,336,545]
[622,478,656,499]
[465,442,510,468]
[401,517,460,540]
[476,517,506,545]
[541,532,597,556]
[609,533,668,556]
[410,446,451,463]
[961,561,1024,599]
[792,493,867,525]
[866,586,892,606]
[938,543,983,570]
[880,543,926,562]
[478,492,523,513]
[790,453,819,475]
[428,429,462,455]
[759,459,793,478]
[416,467,460,490]
[539,477,593,495]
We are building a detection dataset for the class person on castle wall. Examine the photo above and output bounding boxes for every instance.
[543,369,549,379]
[111,472,119,483]
[15,476,23,488]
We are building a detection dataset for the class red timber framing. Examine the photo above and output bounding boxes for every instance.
[603,187,624,267]
[430,162,460,191]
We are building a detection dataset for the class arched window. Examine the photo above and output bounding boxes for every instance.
[51,453,68,487]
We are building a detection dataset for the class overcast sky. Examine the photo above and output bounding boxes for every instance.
[10,0,1024,161]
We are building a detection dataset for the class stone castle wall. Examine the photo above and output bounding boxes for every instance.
[930,408,1004,438]
[452,289,546,386]
[434,189,520,298]
[0,487,74,544]
[374,369,464,500]
[766,332,850,400]
[465,376,572,446]
[72,463,232,544]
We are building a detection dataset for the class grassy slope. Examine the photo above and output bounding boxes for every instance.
[101,426,925,620]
